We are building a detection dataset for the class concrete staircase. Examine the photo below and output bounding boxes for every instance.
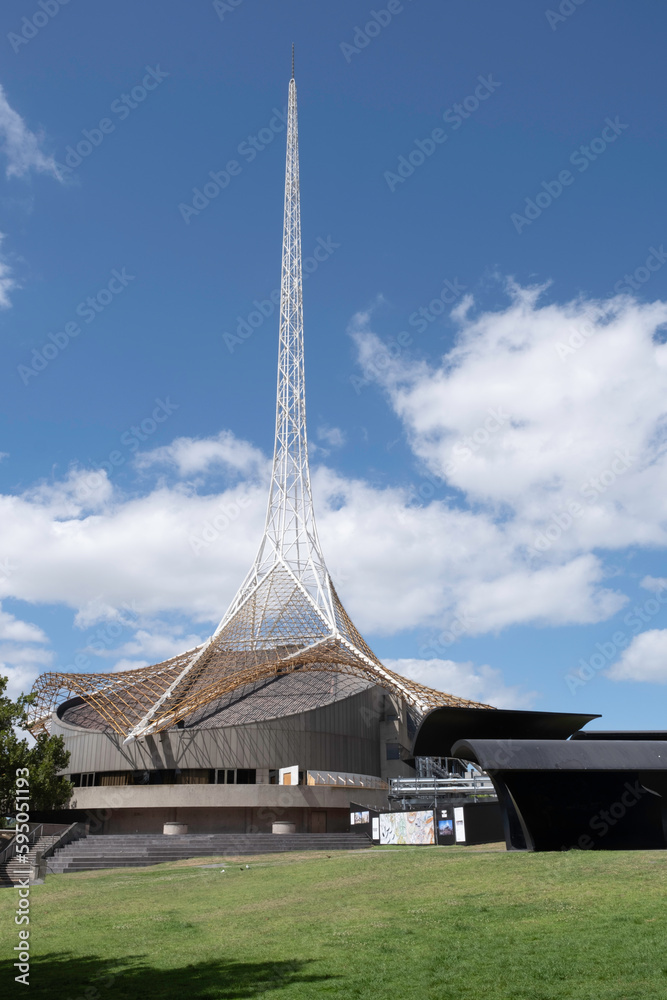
[48,832,371,873]
[0,832,67,887]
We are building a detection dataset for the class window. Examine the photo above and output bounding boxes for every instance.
[236,769,256,785]
[386,743,401,761]
[216,769,256,784]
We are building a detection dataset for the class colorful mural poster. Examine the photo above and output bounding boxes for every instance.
[379,810,435,845]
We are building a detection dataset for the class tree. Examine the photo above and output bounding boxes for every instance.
[0,675,72,821]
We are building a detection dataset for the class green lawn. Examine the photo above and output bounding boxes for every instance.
[1,845,666,999]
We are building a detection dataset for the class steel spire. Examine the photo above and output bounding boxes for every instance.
[27,60,493,743]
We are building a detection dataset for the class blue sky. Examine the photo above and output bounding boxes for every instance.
[1,0,667,730]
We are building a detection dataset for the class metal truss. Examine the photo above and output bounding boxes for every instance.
[27,62,493,740]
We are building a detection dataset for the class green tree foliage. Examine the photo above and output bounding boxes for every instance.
[0,675,72,820]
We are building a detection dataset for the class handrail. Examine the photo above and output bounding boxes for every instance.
[43,822,87,869]
[0,824,43,866]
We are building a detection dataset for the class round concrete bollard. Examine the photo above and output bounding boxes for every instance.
[163,822,188,835]
[272,822,296,835]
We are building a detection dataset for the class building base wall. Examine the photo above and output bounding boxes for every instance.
[81,806,355,835]
[58,783,389,835]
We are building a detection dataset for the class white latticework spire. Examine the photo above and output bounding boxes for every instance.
[26,59,493,742]
[225,67,332,622]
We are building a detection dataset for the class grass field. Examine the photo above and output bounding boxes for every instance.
[1,844,666,999]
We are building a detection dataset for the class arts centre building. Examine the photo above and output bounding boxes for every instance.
[28,64,489,835]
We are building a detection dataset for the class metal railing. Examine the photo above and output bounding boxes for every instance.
[389,775,496,799]
[42,823,87,873]
[0,824,43,867]
[307,770,388,790]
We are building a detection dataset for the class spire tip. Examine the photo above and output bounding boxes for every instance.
[291,43,294,80]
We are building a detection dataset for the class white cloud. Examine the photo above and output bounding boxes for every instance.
[0,419,632,652]
[136,430,267,479]
[92,627,203,663]
[606,629,667,683]
[0,604,52,702]
[386,658,537,709]
[0,83,61,180]
[348,287,667,628]
[111,658,150,674]
[1,662,46,703]
[0,604,48,644]
[352,285,667,561]
[317,425,345,448]
[0,233,17,308]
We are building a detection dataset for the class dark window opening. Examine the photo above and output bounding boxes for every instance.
[236,769,256,785]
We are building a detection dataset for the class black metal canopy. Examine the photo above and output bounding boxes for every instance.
[451,738,667,772]
[412,706,600,758]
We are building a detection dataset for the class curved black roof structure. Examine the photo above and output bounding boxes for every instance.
[412,706,600,758]
[451,738,667,772]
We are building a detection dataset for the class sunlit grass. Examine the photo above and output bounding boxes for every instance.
[1,845,666,998]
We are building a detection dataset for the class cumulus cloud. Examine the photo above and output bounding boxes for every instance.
[93,627,203,664]
[606,629,667,683]
[0,233,17,308]
[136,430,267,479]
[317,425,345,448]
[7,274,667,701]
[0,604,52,701]
[0,605,48,644]
[386,658,537,709]
[351,284,667,617]
[0,83,61,180]
[0,421,633,652]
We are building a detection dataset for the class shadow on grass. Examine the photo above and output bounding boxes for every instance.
[1,953,335,999]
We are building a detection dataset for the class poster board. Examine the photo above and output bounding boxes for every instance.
[454,806,466,843]
[379,810,435,845]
